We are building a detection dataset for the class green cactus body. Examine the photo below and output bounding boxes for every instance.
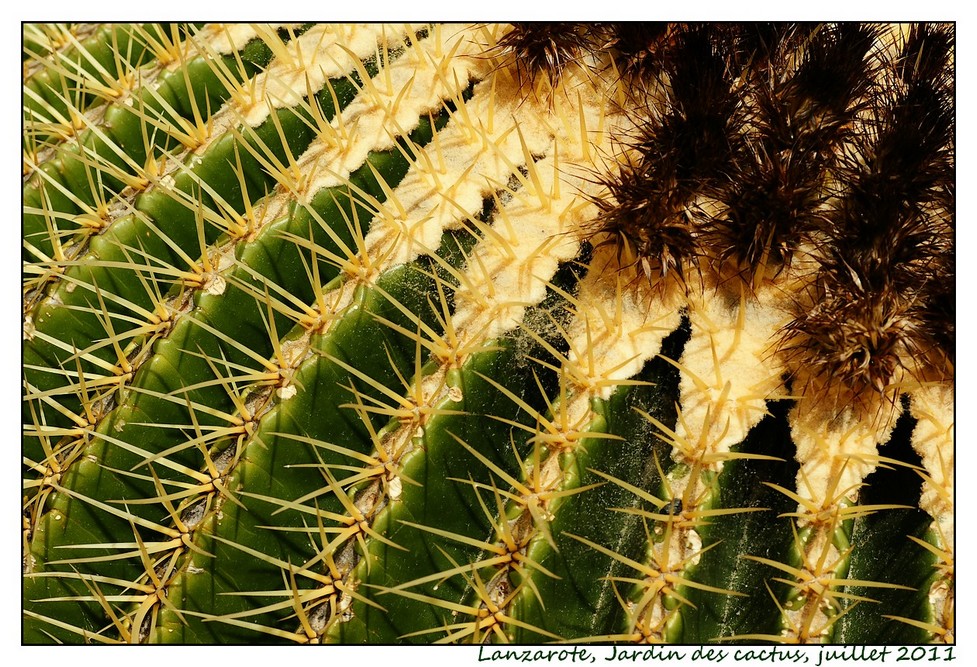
[23,23,954,645]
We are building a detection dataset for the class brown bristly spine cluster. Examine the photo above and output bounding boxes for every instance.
[592,26,744,289]
[783,23,955,402]
[703,23,879,287]
[583,22,953,404]
[493,23,598,89]
[597,22,673,81]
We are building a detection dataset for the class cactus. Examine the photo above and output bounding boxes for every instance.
[22,23,954,645]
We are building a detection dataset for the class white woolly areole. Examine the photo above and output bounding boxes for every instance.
[360,57,615,275]
[196,25,397,157]
[360,77,514,269]
[236,25,489,238]
[235,24,402,128]
[362,75,597,270]
[196,24,268,55]
[295,25,494,201]
[564,244,683,423]
[450,157,601,345]
[445,69,617,345]
[674,285,788,467]
[910,383,954,550]
[789,397,901,517]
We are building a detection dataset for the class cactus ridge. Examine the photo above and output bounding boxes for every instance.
[23,22,954,645]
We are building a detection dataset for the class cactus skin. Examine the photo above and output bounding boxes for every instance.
[22,23,953,645]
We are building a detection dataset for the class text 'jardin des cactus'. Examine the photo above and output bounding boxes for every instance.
[474,645,955,666]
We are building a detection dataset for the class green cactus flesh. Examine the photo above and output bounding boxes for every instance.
[22,23,954,645]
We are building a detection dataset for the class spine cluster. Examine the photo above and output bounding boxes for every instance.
[503,22,955,402]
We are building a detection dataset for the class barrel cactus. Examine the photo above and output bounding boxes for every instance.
[23,22,954,645]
